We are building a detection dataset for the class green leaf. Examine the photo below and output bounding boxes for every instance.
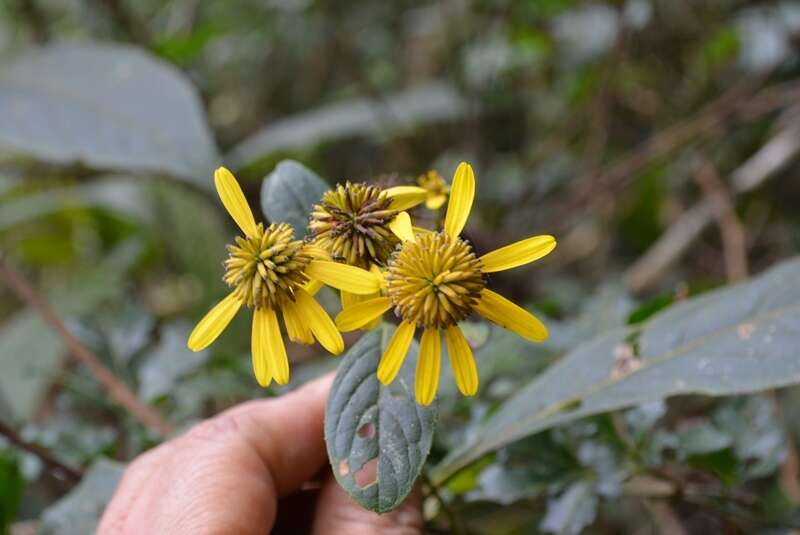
[39,458,124,535]
[325,327,437,513]
[260,160,329,235]
[432,257,800,484]
[0,43,219,185]
[137,323,209,402]
[0,452,23,535]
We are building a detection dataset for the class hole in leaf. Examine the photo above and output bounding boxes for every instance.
[357,422,375,439]
[338,460,350,476]
[354,457,378,488]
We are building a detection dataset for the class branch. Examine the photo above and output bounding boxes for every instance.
[558,79,800,224]
[0,419,83,482]
[691,158,748,282]
[624,121,800,292]
[0,255,172,437]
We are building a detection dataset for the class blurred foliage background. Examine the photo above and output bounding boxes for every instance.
[1,0,800,533]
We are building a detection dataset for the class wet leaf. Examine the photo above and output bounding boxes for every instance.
[325,326,437,513]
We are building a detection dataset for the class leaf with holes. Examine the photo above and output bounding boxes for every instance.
[260,160,329,235]
[432,256,800,485]
[325,326,437,513]
[0,43,219,185]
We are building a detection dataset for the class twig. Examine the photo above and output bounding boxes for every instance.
[0,255,172,437]
[642,499,688,535]
[691,158,748,282]
[0,419,83,482]
[624,122,800,292]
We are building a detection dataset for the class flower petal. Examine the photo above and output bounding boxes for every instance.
[445,325,478,396]
[426,194,447,210]
[187,292,241,351]
[385,186,428,211]
[303,279,324,296]
[377,321,415,385]
[336,296,392,332]
[388,211,416,243]
[474,289,548,342]
[214,167,258,238]
[262,306,289,384]
[416,328,442,406]
[479,235,557,273]
[251,308,272,387]
[444,162,475,237]
[294,288,345,355]
[282,298,314,344]
[305,260,381,295]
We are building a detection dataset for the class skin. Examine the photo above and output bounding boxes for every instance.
[99,374,423,535]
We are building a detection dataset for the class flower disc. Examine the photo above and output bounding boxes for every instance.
[223,222,311,308]
[386,232,486,328]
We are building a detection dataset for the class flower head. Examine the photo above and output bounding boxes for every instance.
[417,170,449,210]
[188,167,380,387]
[308,181,426,269]
[335,162,556,405]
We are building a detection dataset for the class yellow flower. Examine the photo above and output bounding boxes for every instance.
[417,170,449,210]
[187,167,380,387]
[335,162,556,405]
[308,182,425,269]
[309,182,423,331]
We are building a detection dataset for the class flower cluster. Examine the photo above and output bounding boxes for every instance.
[188,163,555,405]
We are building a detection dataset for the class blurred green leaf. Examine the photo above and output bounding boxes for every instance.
[138,323,209,402]
[260,160,329,235]
[325,326,437,513]
[0,452,23,535]
[0,43,219,185]
[433,257,800,484]
[38,458,124,535]
[540,481,598,535]
[228,82,467,168]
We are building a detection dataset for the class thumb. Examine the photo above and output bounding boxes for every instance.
[311,476,424,535]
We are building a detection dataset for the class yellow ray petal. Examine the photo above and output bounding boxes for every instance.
[305,260,381,295]
[282,298,314,344]
[388,211,416,243]
[262,306,289,384]
[214,167,258,238]
[426,194,447,210]
[341,291,383,330]
[336,296,392,332]
[187,292,242,351]
[416,328,442,406]
[444,162,475,238]
[474,289,548,343]
[479,235,557,273]
[377,321,416,385]
[445,325,478,396]
[302,279,324,296]
[294,288,345,355]
[251,308,272,387]
[385,186,428,211]
[412,226,433,236]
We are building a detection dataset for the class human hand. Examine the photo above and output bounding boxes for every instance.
[98,374,423,534]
